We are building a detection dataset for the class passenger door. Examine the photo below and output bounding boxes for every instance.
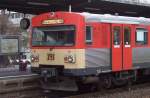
[123,24,132,70]
[111,24,132,71]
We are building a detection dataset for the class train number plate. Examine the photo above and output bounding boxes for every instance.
[47,53,55,60]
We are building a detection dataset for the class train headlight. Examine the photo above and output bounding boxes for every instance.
[64,55,76,63]
[68,56,74,62]
[31,54,39,62]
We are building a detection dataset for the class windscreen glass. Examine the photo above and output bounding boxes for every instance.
[32,25,75,46]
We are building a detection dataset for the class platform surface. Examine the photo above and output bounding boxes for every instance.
[0,67,38,79]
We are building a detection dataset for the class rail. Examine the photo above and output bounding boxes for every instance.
[67,82,150,98]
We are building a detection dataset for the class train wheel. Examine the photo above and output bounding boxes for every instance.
[100,75,113,89]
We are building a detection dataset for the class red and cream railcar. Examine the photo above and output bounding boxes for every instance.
[31,12,150,91]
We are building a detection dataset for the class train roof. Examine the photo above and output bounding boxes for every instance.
[79,12,150,25]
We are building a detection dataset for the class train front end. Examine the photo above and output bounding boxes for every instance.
[31,12,86,88]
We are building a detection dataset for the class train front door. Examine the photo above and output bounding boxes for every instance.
[112,24,132,71]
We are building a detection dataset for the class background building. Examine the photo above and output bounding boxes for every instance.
[0,10,33,26]
[0,10,33,52]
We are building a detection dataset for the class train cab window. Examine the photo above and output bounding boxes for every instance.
[124,27,131,45]
[113,27,121,45]
[32,25,75,46]
[136,28,148,45]
[86,26,93,44]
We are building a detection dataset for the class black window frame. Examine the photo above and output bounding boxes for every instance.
[124,26,131,45]
[113,26,121,45]
[86,26,93,45]
[136,28,148,45]
[32,25,76,47]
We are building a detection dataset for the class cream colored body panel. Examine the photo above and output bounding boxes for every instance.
[31,49,85,69]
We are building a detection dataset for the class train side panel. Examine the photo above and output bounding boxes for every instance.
[85,23,112,73]
[84,23,150,73]
[132,25,150,69]
[133,48,150,68]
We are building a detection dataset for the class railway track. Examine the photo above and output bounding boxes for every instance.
[0,73,43,98]
[2,72,150,98]
[67,79,150,98]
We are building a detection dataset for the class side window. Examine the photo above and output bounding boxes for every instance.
[136,28,148,45]
[124,27,131,45]
[113,26,121,45]
[86,26,92,44]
